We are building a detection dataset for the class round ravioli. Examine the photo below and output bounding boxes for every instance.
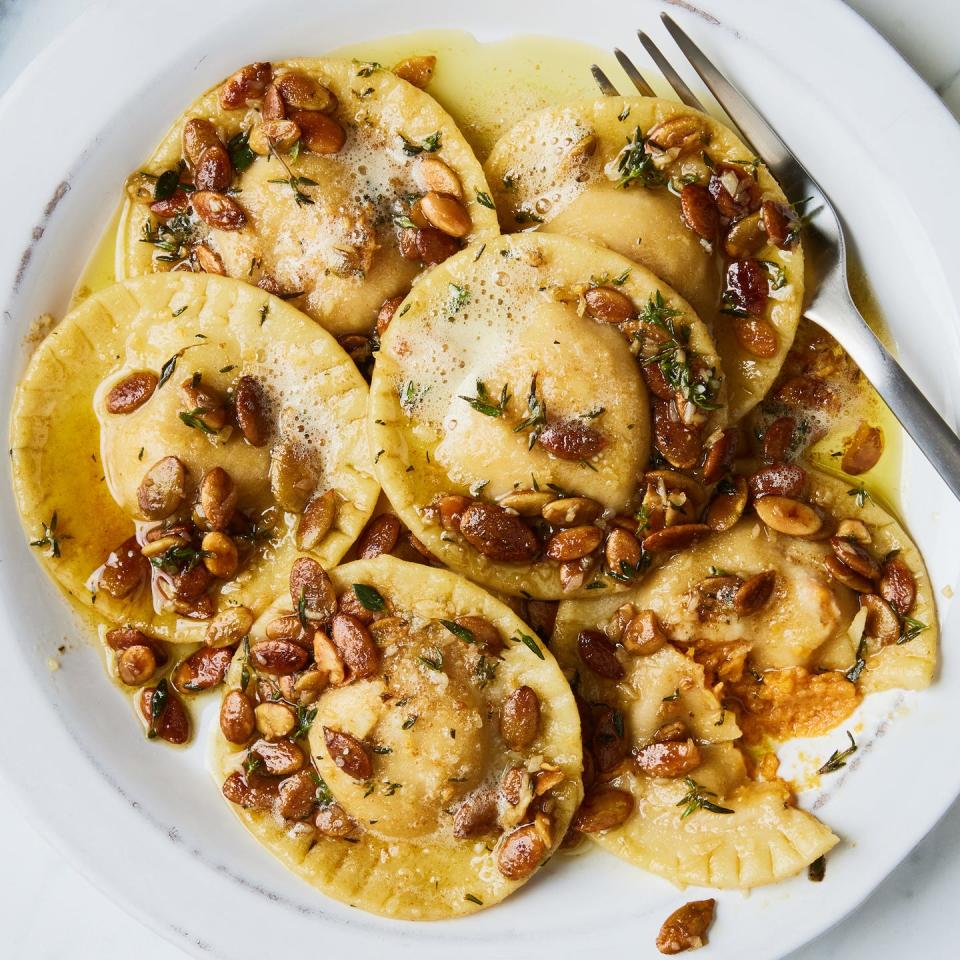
[11,273,378,642]
[212,555,582,919]
[552,600,837,888]
[118,57,500,337]
[369,231,726,600]
[653,466,936,694]
[485,97,804,419]
[555,463,934,725]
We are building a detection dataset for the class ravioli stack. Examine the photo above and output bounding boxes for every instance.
[12,53,936,920]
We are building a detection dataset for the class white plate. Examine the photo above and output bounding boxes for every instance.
[1,0,959,957]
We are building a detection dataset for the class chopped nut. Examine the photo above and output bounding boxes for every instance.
[136,456,186,520]
[734,570,777,616]
[879,554,916,615]
[254,701,297,739]
[541,496,602,527]
[459,502,539,562]
[573,787,634,833]
[117,645,156,686]
[322,726,371,780]
[584,285,635,324]
[106,371,158,415]
[249,737,305,776]
[191,191,246,230]
[419,191,472,238]
[656,899,716,955]
[220,689,255,744]
[220,62,272,110]
[634,738,701,778]
[201,531,239,579]
[297,489,336,550]
[578,629,624,680]
[754,496,821,537]
[622,610,667,655]
[546,525,603,562]
[393,55,437,88]
[496,822,548,880]
[415,155,461,197]
[860,593,900,646]
[500,686,541,750]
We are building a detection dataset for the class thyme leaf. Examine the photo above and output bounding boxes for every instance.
[440,619,476,644]
[513,631,545,660]
[227,131,256,172]
[147,679,169,739]
[353,583,386,612]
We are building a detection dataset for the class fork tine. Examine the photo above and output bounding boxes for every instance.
[636,30,705,111]
[613,48,656,97]
[590,64,621,97]
[659,13,790,166]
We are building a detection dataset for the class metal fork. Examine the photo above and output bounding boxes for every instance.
[593,13,960,502]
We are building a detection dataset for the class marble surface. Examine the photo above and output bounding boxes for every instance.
[1,0,957,957]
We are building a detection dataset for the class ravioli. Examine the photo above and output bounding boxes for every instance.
[552,595,837,889]
[485,97,804,419]
[118,57,500,337]
[212,555,582,919]
[12,273,378,642]
[556,466,935,702]
[369,231,726,599]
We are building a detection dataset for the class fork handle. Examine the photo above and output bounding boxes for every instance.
[807,298,960,502]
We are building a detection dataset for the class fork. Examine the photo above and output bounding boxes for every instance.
[591,13,960,502]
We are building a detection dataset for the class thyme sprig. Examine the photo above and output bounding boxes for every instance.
[676,777,734,819]
[140,214,193,262]
[818,731,857,775]
[149,544,212,574]
[898,616,928,644]
[30,512,69,558]
[637,292,719,411]
[400,131,442,155]
[513,374,547,449]
[267,142,315,206]
[459,379,510,418]
[847,485,870,508]
[418,646,444,671]
[178,408,217,433]
[615,127,667,189]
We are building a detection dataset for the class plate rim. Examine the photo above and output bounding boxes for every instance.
[1,1,959,957]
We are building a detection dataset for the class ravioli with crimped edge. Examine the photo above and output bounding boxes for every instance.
[212,554,582,919]
[549,464,935,886]
[11,273,378,645]
[369,231,726,600]
[484,97,804,420]
[118,57,500,338]
[560,461,935,730]
[552,598,838,889]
